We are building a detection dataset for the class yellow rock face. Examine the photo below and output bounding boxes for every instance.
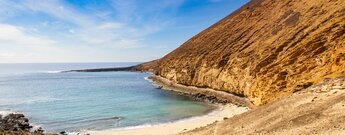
[139,0,345,106]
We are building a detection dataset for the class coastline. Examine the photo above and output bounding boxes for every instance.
[88,75,251,135]
[149,75,255,109]
[3,71,254,135]
[91,104,248,135]
[65,67,255,107]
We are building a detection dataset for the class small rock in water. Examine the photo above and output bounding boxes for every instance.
[34,127,44,134]
[60,131,68,135]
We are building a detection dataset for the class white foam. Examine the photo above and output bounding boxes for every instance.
[34,71,62,74]
[42,71,62,74]
[0,110,18,116]
[82,124,155,135]
[0,97,62,106]
[67,130,90,135]
[144,76,150,81]
[121,124,154,130]
[84,105,223,134]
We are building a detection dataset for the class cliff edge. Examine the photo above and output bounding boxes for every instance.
[139,0,345,105]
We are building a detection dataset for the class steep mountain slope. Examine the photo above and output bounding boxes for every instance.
[141,0,345,105]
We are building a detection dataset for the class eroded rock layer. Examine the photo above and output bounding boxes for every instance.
[141,0,345,105]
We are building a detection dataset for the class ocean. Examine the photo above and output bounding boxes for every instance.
[0,63,215,133]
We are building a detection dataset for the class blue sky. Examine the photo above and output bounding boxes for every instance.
[0,0,248,63]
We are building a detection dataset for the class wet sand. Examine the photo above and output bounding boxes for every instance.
[92,104,248,135]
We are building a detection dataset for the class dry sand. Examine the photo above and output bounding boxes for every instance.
[181,76,345,135]
[90,104,248,135]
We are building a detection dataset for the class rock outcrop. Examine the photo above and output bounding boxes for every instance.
[0,113,32,132]
[139,0,345,105]
[0,113,53,135]
[65,66,138,72]
[150,75,254,108]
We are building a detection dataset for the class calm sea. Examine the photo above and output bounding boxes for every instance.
[0,63,214,133]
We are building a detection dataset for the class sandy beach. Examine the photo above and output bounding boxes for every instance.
[91,104,249,135]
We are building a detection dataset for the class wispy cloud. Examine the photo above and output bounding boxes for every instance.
[0,0,249,63]
[0,23,63,62]
[0,0,185,62]
[5,0,168,49]
[0,23,55,47]
[22,0,93,27]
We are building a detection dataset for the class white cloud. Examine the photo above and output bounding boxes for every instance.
[0,0,26,21]
[68,29,75,33]
[0,23,55,47]
[19,0,161,49]
[22,0,93,27]
[0,53,15,58]
[0,0,188,62]
[0,23,67,63]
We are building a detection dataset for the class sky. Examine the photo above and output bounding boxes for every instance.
[0,0,249,63]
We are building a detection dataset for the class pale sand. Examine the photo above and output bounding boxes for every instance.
[181,77,345,135]
[90,104,249,135]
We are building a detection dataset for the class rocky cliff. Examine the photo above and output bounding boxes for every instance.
[140,0,345,105]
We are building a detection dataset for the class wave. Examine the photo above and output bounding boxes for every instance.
[62,106,223,135]
[65,116,124,135]
[77,124,155,135]
[81,105,223,134]
[0,110,18,116]
[22,71,63,75]
[144,76,151,81]
[120,124,154,130]
[0,71,63,77]
[0,97,62,106]
[82,116,124,123]
[38,71,62,74]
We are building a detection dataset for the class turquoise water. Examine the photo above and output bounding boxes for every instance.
[0,63,214,133]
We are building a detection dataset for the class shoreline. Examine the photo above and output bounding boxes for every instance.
[91,104,248,135]
[65,67,255,107]
[88,75,251,135]
[1,72,253,135]
[149,75,255,109]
